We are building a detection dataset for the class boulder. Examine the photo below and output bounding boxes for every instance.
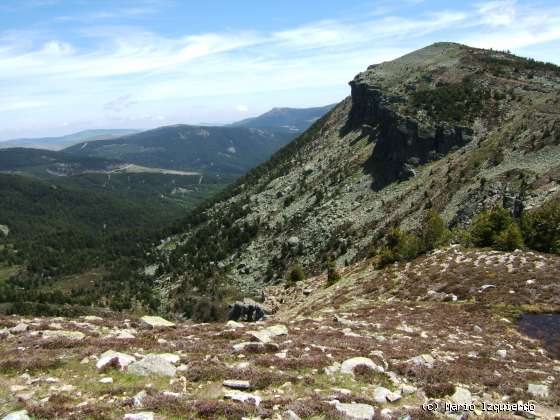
[99,377,113,384]
[228,301,266,322]
[340,357,384,375]
[152,353,180,364]
[226,320,244,329]
[527,383,549,398]
[224,390,261,406]
[408,354,434,368]
[223,379,251,390]
[248,324,288,343]
[282,410,301,420]
[123,413,154,420]
[451,387,472,405]
[0,328,12,339]
[128,355,176,377]
[139,316,175,329]
[2,411,30,420]
[133,390,147,408]
[96,350,136,371]
[41,330,85,340]
[82,316,103,322]
[10,323,29,334]
[334,402,375,420]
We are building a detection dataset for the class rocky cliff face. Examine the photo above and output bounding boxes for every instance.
[153,42,560,304]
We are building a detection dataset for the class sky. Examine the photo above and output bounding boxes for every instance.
[1,0,559,140]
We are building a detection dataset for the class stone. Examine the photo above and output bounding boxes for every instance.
[152,353,180,364]
[497,349,507,359]
[228,301,265,322]
[401,385,417,395]
[282,410,301,420]
[451,387,472,406]
[123,412,154,420]
[409,354,434,368]
[83,316,103,322]
[10,323,29,334]
[372,387,400,403]
[96,350,136,371]
[224,390,261,406]
[114,330,136,340]
[340,357,384,375]
[248,324,288,343]
[226,320,244,329]
[527,383,549,398]
[223,379,251,390]
[2,410,30,420]
[334,402,375,420]
[133,390,147,408]
[139,316,175,329]
[41,330,85,340]
[233,342,266,352]
[0,328,11,339]
[99,377,113,384]
[128,355,176,377]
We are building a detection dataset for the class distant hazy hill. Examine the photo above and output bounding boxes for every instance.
[0,129,140,151]
[232,104,335,132]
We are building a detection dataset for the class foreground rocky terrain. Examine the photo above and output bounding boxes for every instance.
[1,248,559,419]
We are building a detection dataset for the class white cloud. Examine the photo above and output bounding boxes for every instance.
[1,1,559,139]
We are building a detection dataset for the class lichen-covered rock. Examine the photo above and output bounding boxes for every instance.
[139,316,175,329]
[128,355,176,377]
[96,350,136,371]
[41,330,85,340]
[340,357,384,375]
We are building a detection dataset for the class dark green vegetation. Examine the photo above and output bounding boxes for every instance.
[411,78,490,123]
[64,125,293,174]
[0,173,181,314]
[0,129,140,151]
[376,202,560,269]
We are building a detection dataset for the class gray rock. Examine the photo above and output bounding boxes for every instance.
[340,357,384,375]
[224,390,261,406]
[287,236,300,246]
[96,350,136,371]
[139,316,175,329]
[2,410,30,420]
[409,354,434,368]
[496,349,507,359]
[248,324,288,343]
[334,402,375,419]
[450,387,472,406]
[10,323,29,334]
[133,390,147,408]
[123,413,154,420]
[128,355,176,377]
[223,379,251,390]
[282,410,301,420]
[41,330,85,340]
[527,383,549,398]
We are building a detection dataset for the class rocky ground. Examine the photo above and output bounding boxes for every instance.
[1,248,560,419]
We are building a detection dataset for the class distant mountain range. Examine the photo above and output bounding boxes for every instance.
[232,104,335,132]
[63,105,333,174]
[0,129,140,151]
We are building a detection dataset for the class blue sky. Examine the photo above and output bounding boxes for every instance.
[1,0,559,140]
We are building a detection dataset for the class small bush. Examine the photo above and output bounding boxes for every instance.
[425,382,456,398]
[287,264,305,284]
[521,201,560,253]
[421,210,451,251]
[470,207,515,247]
[494,223,524,251]
[326,259,341,286]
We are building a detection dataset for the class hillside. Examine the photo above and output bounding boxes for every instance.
[152,42,560,304]
[0,129,140,151]
[0,248,558,419]
[64,125,293,175]
[232,104,335,133]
